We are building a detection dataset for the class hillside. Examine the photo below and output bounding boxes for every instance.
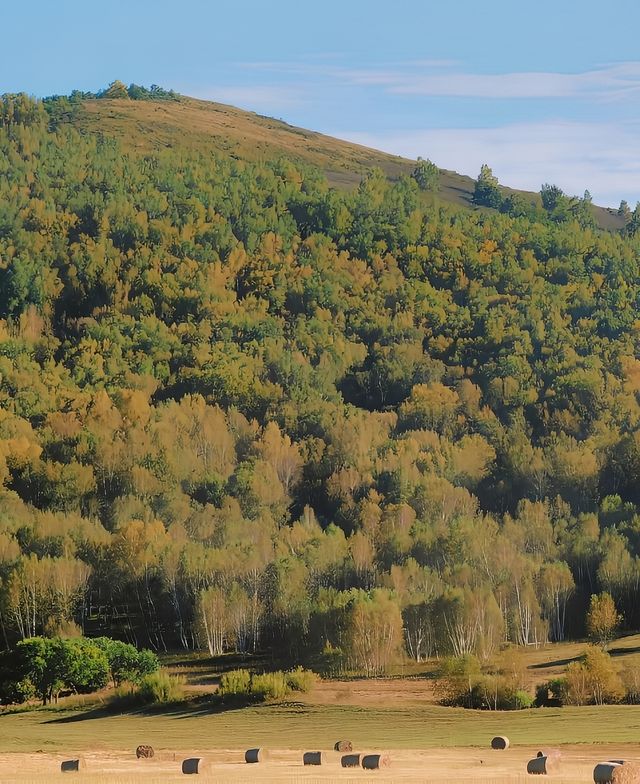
[62,94,624,229]
[1,90,640,676]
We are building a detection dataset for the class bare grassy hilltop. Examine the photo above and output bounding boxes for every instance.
[66,93,624,229]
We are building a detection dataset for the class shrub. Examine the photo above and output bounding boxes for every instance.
[250,671,289,701]
[435,654,481,707]
[512,689,534,709]
[285,666,316,693]
[136,671,186,705]
[535,680,565,707]
[218,667,317,702]
[219,669,251,697]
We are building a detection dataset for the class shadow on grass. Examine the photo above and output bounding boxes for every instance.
[40,695,293,724]
[529,641,640,671]
[608,644,640,658]
[528,655,582,670]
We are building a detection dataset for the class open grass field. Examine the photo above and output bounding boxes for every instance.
[67,96,625,229]
[3,700,640,752]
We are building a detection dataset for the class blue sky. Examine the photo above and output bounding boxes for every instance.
[3,0,640,206]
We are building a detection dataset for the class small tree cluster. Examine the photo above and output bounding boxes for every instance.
[435,649,532,710]
[562,647,624,705]
[93,637,159,686]
[0,636,158,705]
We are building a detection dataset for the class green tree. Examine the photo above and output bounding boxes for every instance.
[473,164,502,208]
[93,638,159,686]
[411,157,439,191]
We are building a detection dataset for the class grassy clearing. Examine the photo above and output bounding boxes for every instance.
[4,635,640,756]
[3,700,640,753]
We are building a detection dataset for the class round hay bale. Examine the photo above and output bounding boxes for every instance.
[61,758,86,773]
[136,745,154,759]
[362,754,391,770]
[594,762,623,783]
[491,735,510,750]
[334,740,353,752]
[527,755,559,775]
[341,753,362,768]
[612,764,640,784]
[245,748,269,764]
[181,757,209,775]
[303,751,324,766]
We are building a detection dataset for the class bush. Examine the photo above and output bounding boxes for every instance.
[219,669,251,697]
[136,671,186,705]
[512,689,534,709]
[250,671,289,701]
[285,666,316,693]
[219,667,317,702]
[535,680,565,707]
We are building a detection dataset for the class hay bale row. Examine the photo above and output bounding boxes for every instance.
[527,755,559,775]
[136,745,154,759]
[334,739,353,752]
[61,758,85,773]
[491,735,509,750]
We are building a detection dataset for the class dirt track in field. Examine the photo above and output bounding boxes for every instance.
[0,744,637,783]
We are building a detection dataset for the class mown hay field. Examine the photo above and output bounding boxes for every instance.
[0,745,640,783]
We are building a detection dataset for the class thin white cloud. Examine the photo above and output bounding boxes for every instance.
[191,85,302,112]
[337,121,640,207]
[342,62,640,100]
[236,59,640,101]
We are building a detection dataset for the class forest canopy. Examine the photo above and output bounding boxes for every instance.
[1,91,640,670]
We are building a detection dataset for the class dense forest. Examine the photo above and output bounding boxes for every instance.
[1,90,640,674]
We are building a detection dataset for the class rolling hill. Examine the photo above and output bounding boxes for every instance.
[63,94,624,230]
